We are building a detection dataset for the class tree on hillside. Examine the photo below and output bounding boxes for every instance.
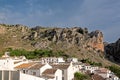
[74,72,90,80]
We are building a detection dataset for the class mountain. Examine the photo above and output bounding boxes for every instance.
[0,24,112,66]
[105,38,120,63]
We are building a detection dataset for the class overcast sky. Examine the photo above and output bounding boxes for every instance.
[0,0,120,42]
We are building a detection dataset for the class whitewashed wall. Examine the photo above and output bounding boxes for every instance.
[20,72,45,80]
[0,59,14,70]
[40,63,52,75]
[54,69,62,80]
[28,69,40,77]
[67,64,74,80]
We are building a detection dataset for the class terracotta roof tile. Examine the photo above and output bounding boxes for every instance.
[42,69,57,74]
[29,64,45,69]
[95,68,109,74]
[51,64,70,69]
[42,69,57,79]
[14,61,22,64]
[0,57,9,59]
[15,62,36,69]
[99,68,109,73]
[92,74,105,80]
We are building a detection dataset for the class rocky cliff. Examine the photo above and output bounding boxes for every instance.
[21,26,104,52]
[0,24,104,52]
[0,24,110,64]
[105,38,120,63]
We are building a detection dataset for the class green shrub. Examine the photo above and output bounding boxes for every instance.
[6,48,69,59]
[108,65,120,78]
[74,72,90,80]
[80,58,102,67]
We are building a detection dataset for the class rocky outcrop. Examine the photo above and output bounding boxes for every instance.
[88,30,104,51]
[0,24,104,52]
[105,38,120,63]
[27,27,104,51]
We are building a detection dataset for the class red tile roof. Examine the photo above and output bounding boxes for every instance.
[14,61,22,64]
[15,62,36,69]
[99,68,109,73]
[42,69,57,79]
[51,64,70,69]
[29,64,45,69]
[92,74,105,80]
[42,69,57,74]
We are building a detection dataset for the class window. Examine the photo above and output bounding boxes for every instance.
[62,70,64,74]
[62,77,64,80]
[33,72,36,75]
[23,70,25,73]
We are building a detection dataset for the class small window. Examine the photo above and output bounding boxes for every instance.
[33,72,36,75]
[62,70,64,74]
[62,77,64,80]
[23,70,25,73]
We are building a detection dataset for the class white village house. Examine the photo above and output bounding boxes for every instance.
[41,57,65,64]
[51,62,76,80]
[15,62,62,80]
[67,58,78,63]
[15,62,52,76]
[0,52,29,70]
[42,68,62,80]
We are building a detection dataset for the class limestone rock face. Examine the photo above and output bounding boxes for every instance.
[88,30,104,51]
[0,24,104,52]
[28,27,104,51]
[105,38,120,63]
